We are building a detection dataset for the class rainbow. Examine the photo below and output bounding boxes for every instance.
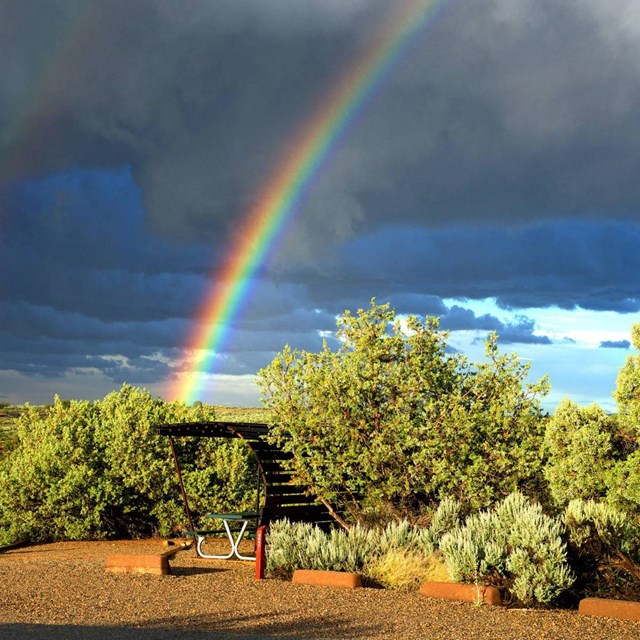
[174,0,447,404]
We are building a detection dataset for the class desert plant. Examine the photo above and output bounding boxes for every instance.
[266,519,380,574]
[365,547,433,591]
[419,497,465,553]
[543,324,640,516]
[563,499,640,599]
[544,400,618,507]
[266,504,463,590]
[440,493,574,606]
[0,385,257,545]
[259,301,548,526]
[614,323,640,438]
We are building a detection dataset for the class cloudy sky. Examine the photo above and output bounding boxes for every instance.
[1,0,639,410]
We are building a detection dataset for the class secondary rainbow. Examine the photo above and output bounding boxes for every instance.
[0,3,97,179]
[175,0,447,404]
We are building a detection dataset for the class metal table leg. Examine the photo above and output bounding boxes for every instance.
[195,519,256,561]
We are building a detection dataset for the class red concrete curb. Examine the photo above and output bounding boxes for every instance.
[420,581,502,606]
[579,597,640,622]
[292,569,362,589]
[105,554,170,575]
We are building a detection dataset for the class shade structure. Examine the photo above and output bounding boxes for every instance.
[156,421,333,529]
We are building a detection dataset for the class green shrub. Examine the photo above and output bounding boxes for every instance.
[543,324,640,516]
[420,497,465,553]
[366,547,433,591]
[266,520,379,575]
[439,493,574,606]
[266,500,464,589]
[543,400,617,507]
[259,301,548,525]
[564,499,639,556]
[266,496,581,602]
[0,385,257,545]
[563,499,640,599]
[614,323,640,439]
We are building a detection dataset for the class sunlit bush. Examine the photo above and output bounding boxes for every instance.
[0,384,256,545]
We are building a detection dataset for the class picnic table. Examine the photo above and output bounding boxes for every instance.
[190,511,259,561]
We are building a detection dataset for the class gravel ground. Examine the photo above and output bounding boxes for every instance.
[1,540,640,640]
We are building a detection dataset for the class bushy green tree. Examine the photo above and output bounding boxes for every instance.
[543,324,640,514]
[543,400,617,507]
[614,324,640,437]
[607,324,640,512]
[258,301,549,526]
[0,385,257,545]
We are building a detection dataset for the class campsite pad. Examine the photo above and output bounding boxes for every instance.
[1,540,640,639]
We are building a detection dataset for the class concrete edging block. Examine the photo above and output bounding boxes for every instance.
[420,581,502,606]
[105,554,170,575]
[579,597,640,622]
[292,569,362,589]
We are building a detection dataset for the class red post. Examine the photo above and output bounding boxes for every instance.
[255,525,267,580]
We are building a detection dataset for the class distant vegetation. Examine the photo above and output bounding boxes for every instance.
[0,404,23,455]
[0,403,270,460]
[212,406,270,423]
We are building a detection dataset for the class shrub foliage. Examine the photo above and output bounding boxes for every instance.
[259,300,549,525]
[544,323,640,515]
[440,493,574,605]
[267,494,577,604]
[0,385,257,545]
[563,499,640,599]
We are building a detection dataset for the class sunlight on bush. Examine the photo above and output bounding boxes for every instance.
[0,385,257,546]
[439,493,574,606]
[365,548,432,591]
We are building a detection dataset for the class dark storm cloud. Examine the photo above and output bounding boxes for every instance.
[4,0,640,252]
[0,166,343,382]
[600,340,631,349]
[1,0,386,247]
[0,301,183,349]
[0,168,209,322]
[329,219,640,313]
[2,0,640,399]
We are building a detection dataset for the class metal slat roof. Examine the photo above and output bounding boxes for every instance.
[156,421,269,440]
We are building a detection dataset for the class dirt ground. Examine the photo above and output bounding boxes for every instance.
[1,539,639,639]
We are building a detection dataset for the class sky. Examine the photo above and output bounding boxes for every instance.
[1,0,639,412]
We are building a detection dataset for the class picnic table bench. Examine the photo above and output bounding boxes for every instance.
[156,421,334,561]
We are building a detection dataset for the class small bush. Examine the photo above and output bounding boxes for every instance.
[421,497,466,553]
[423,553,452,583]
[440,493,574,606]
[365,548,433,591]
[563,499,640,599]
[266,520,380,575]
